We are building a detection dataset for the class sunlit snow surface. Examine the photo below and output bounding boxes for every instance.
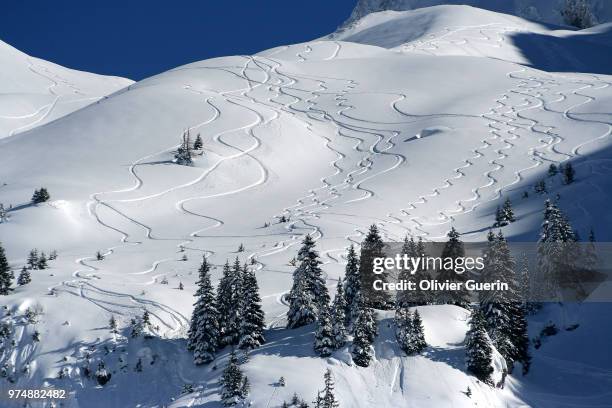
[1,5,611,407]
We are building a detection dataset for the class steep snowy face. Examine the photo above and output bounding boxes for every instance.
[343,0,612,27]
[0,39,133,139]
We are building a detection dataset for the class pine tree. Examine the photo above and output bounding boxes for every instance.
[359,224,391,308]
[109,315,118,334]
[314,369,340,408]
[314,305,334,357]
[330,279,348,349]
[395,308,427,354]
[411,309,427,353]
[562,0,596,28]
[343,245,360,326]
[548,163,558,177]
[479,231,530,373]
[438,227,470,307]
[238,264,266,350]
[174,130,193,166]
[217,260,242,346]
[563,162,576,184]
[194,133,203,150]
[37,252,48,270]
[351,303,377,367]
[0,243,12,295]
[27,249,38,270]
[17,266,31,286]
[394,307,412,354]
[465,309,493,385]
[287,235,328,328]
[31,188,50,204]
[221,351,247,406]
[536,200,578,300]
[187,257,219,364]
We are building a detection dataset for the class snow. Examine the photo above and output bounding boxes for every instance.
[342,0,612,28]
[1,3,612,407]
[0,39,132,139]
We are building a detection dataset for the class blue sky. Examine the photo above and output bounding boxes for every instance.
[2,1,355,80]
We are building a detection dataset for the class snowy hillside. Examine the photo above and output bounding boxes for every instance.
[0,39,132,139]
[330,5,612,73]
[1,3,611,408]
[343,0,612,28]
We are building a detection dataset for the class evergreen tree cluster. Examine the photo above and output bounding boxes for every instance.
[437,227,470,307]
[31,188,50,204]
[395,308,427,355]
[175,130,194,165]
[187,256,265,365]
[548,163,576,185]
[479,231,531,374]
[494,198,515,227]
[26,249,48,270]
[562,0,596,28]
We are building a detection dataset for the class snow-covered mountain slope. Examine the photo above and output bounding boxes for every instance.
[343,0,612,27]
[0,39,132,139]
[330,5,612,73]
[1,8,612,408]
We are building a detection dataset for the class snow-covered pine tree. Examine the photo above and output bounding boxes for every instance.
[394,306,412,354]
[314,305,335,357]
[217,260,242,346]
[562,0,596,28]
[342,244,360,326]
[220,351,247,406]
[351,302,377,367]
[359,224,391,309]
[27,249,38,270]
[479,231,530,373]
[37,252,48,270]
[314,369,340,408]
[286,261,316,329]
[411,309,427,353]
[548,163,558,177]
[31,188,50,204]
[238,264,266,350]
[465,309,494,385]
[17,267,31,286]
[0,243,12,295]
[174,130,193,165]
[188,257,219,364]
[438,227,470,307]
[536,200,578,300]
[287,235,328,328]
[194,133,203,150]
[330,279,348,349]
[396,236,416,308]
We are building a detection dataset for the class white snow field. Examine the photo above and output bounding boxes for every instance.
[1,4,612,407]
[0,39,132,139]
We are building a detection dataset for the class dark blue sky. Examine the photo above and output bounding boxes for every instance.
[2,1,355,80]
